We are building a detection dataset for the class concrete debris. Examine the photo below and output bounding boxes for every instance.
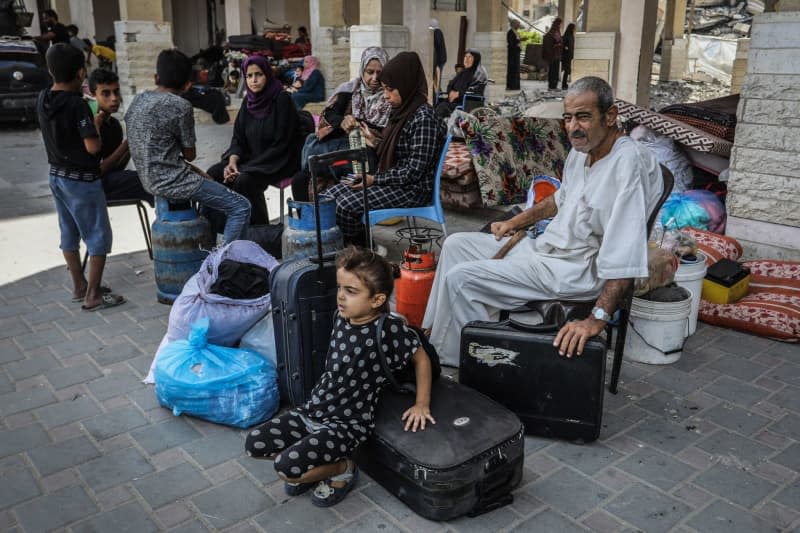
[648,79,731,111]
[687,0,759,37]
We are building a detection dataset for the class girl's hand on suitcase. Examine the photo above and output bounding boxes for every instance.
[554,318,605,358]
[402,404,436,432]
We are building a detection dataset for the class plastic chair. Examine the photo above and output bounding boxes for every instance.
[365,135,451,247]
[276,177,293,225]
[81,198,153,272]
[500,165,675,394]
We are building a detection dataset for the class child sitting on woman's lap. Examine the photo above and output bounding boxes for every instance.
[245,246,435,507]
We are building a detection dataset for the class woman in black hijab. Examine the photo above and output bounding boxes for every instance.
[434,49,488,120]
[321,51,445,244]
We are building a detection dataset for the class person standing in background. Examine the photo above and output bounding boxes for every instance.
[561,23,576,90]
[295,26,309,45]
[506,19,521,91]
[430,19,447,98]
[542,17,563,91]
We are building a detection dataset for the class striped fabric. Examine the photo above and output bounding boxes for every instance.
[615,99,733,157]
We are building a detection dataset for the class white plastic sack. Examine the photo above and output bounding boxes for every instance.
[144,240,278,384]
[239,311,278,369]
[631,125,694,192]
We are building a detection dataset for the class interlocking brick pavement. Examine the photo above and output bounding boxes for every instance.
[0,242,799,532]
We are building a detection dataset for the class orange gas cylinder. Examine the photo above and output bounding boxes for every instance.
[396,237,437,328]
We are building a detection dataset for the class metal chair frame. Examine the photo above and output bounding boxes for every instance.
[81,198,152,272]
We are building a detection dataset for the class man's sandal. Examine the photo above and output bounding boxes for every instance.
[310,461,359,507]
[71,285,112,303]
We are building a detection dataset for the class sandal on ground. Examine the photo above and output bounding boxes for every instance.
[71,285,112,303]
[310,462,359,507]
[284,481,316,496]
[81,293,126,312]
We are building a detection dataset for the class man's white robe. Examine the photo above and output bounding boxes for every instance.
[422,136,664,366]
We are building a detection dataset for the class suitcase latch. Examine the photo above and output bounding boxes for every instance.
[484,449,507,473]
[414,466,430,481]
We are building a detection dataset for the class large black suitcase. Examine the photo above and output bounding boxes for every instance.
[354,379,524,521]
[270,148,370,406]
[460,319,606,442]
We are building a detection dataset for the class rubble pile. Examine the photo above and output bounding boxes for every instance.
[687,0,762,38]
[649,79,731,111]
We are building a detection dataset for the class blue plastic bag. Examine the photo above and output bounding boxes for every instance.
[660,189,726,234]
[154,317,280,428]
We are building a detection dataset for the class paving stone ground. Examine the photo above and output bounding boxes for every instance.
[1,232,799,532]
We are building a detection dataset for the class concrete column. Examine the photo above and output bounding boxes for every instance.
[660,0,688,81]
[310,0,350,99]
[224,0,251,37]
[53,0,70,22]
[471,0,507,101]
[349,0,408,79]
[118,0,163,22]
[615,0,658,106]
[403,0,433,102]
[725,11,800,259]
[730,37,750,94]
[559,0,581,26]
[585,0,621,32]
[115,0,172,100]
[68,0,96,45]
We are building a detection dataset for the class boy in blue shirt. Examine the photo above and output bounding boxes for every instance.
[37,43,125,311]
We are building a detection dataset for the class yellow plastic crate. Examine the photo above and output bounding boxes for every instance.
[702,273,750,304]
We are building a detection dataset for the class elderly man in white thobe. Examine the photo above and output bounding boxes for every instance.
[422,76,665,366]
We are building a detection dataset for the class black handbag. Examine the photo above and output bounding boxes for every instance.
[245,223,283,260]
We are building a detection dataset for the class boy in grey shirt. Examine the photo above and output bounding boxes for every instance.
[126,49,250,243]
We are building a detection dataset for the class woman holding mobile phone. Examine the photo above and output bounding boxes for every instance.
[291,47,392,201]
[321,51,445,246]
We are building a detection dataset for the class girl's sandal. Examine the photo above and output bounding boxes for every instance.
[310,462,359,508]
[284,481,316,496]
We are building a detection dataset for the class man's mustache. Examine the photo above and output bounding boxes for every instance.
[570,131,586,139]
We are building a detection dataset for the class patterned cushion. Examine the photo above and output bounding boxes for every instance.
[616,99,733,157]
[681,228,800,341]
[682,228,742,264]
[699,259,800,341]
[459,115,570,207]
[443,141,474,179]
[440,180,483,210]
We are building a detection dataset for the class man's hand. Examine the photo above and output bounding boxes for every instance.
[491,220,516,240]
[553,317,606,358]
[401,403,436,432]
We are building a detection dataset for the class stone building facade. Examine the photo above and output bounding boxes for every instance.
[726,10,800,259]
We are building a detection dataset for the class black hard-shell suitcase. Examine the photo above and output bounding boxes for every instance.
[270,148,370,406]
[353,379,524,521]
[460,319,606,442]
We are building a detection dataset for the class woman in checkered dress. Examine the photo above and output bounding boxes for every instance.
[322,51,446,244]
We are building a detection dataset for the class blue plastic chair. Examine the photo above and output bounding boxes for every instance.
[366,135,451,246]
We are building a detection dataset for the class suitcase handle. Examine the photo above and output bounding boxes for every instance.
[502,319,560,335]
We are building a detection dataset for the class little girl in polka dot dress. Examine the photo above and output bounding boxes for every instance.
[245,246,435,507]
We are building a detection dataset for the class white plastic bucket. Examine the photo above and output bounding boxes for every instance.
[674,251,707,336]
[625,287,692,365]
